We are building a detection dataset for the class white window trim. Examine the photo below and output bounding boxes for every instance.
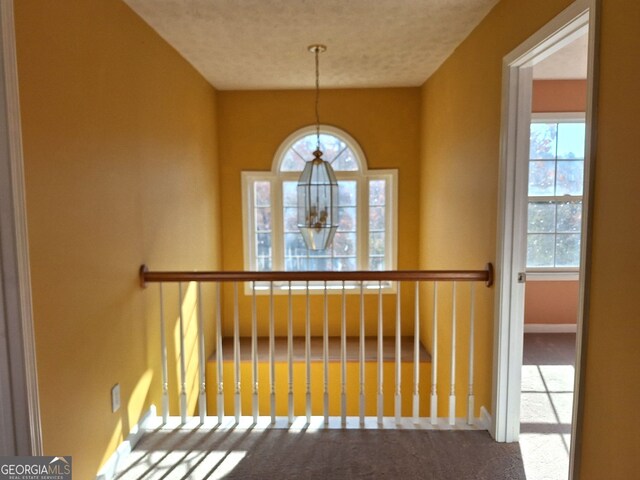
[241,125,398,294]
[525,270,579,281]
[531,112,586,122]
[526,113,585,274]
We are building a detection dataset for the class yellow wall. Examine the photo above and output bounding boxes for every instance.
[217,89,422,337]
[420,0,640,477]
[579,1,640,477]
[15,0,220,477]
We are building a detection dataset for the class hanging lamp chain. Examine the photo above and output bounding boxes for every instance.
[315,46,321,152]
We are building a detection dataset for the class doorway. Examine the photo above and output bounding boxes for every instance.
[493,0,598,479]
[518,29,589,479]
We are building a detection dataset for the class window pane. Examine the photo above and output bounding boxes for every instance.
[369,180,386,206]
[257,256,272,271]
[284,232,308,257]
[256,233,271,257]
[338,181,357,206]
[557,123,586,159]
[255,207,271,232]
[308,247,327,257]
[282,133,360,172]
[528,202,555,233]
[370,232,386,256]
[254,181,271,206]
[332,232,356,256]
[285,256,307,271]
[332,148,359,171]
[283,207,297,232]
[338,207,357,232]
[283,181,297,206]
[308,257,332,271]
[528,161,556,196]
[333,257,357,271]
[288,136,316,169]
[530,123,557,159]
[280,149,306,172]
[556,202,582,233]
[317,134,344,164]
[370,206,385,231]
[556,161,584,196]
[527,234,555,267]
[369,257,385,271]
[555,234,581,267]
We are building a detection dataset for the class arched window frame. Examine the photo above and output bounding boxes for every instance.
[241,125,398,292]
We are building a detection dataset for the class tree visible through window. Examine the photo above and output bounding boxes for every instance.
[527,117,585,269]
[242,126,397,280]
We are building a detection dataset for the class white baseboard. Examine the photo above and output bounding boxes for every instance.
[524,323,577,333]
[143,414,489,431]
[96,405,156,480]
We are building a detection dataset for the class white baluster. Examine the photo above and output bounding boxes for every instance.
[413,281,420,423]
[252,282,258,423]
[216,283,224,423]
[449,282,457,426]
[233,283,241,423]
[305,281,311,424]
[197,283,207,424]
[341,281,347,425]
[288,282,293,424]
[467,283,476,425]
[412,280,420,423]
[269,282,275,424]
[359,282,365,425]
[430,282,438,425]
[323,281,329,424]
[159,283,169,424]
[395,282,402,424]
[178,282,187,424]
[377,281,384,425]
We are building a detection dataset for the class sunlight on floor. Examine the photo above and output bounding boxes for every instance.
[520,338,575,480]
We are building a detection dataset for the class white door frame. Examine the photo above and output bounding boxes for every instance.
[492,0,598,458]
[0,0,42,455]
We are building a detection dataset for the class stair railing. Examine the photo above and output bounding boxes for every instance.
[139,264,493,427]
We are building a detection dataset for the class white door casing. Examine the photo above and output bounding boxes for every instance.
[0,0,42,456]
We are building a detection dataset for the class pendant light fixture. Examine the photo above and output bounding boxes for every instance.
[297,44,339,251]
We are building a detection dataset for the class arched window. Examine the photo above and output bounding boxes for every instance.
[242,125,397,279]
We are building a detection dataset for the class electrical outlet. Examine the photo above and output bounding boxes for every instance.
[111,384,121,413]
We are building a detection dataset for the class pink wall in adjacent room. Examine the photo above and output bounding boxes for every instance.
[532,79,587,112]
[525,280,579,324]
[525,79,585,325]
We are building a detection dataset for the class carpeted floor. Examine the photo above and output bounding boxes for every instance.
[115,427,526,480]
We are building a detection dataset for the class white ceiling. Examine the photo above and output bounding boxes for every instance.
[533,31,588,80]
[124,0,500,90]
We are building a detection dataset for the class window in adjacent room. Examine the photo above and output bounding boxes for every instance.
[527,114,585,272]
[242,126,397,290]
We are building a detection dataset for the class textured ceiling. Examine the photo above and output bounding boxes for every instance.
[533,31,588,80]
[124,0,499,90]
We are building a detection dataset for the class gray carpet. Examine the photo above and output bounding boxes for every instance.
[116,428,526,479]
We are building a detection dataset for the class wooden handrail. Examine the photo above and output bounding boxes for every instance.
[139,263,493,288]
